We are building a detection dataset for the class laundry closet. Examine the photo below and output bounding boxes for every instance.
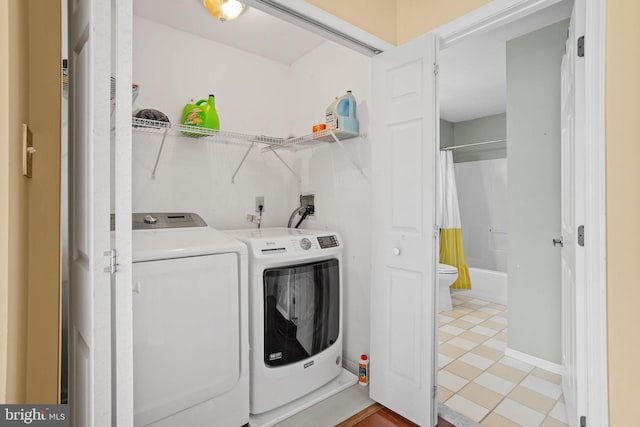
[127,0,373,423]
[67,0,444,423]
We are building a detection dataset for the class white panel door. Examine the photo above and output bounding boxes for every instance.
[560,2,586,426]
[370,34,438,426]
[68,0,113,426]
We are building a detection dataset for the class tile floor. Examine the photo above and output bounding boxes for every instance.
[438,293,569,427]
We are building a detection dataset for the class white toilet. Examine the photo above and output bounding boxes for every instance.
[438,263,458,312]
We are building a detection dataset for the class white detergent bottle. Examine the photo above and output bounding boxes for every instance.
[337,90,359,134]
[325,96,339,129]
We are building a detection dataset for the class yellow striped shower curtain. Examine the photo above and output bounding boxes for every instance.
[438,151,471,290]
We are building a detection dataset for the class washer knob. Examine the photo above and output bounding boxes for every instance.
[300,238,312,250]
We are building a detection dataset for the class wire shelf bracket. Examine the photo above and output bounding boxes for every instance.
[231,141,257,184]
[151,128,169,179]
[328,131,366,178]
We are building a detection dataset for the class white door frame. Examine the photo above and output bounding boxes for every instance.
[433,1,608,426]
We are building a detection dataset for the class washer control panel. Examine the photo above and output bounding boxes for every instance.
[287,235,339,252]
[227,228,342,257]
[261,235,340,254]
[317,235,339,249]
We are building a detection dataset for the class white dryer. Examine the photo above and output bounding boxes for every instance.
[132,213,248,427]
[225,228,344,415]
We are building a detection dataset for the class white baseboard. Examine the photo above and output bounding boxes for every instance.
[451,289,507,306]
[504,347,564,375]
[342,357,359,376]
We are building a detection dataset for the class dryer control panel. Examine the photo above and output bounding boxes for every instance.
[112,212,207,231]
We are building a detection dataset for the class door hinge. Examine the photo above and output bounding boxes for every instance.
[580,415,587,427]
[104,249,118,274]
[577,36,585,57]
[432,386,437,399]
[578,225,585,247]
[434,63,439,76]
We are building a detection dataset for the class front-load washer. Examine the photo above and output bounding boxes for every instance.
[131,213,248,427]
[225,227,343,415]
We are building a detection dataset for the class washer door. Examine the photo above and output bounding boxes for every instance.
[263,258,340,367]
[133,253,239,426]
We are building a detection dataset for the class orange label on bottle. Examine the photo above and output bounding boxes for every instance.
[358,364,367,383]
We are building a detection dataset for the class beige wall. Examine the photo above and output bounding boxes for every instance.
[1,0,30,403]
[306,0,397,44]
[314,0,637,425]
[25,0,61,403]
[0,0,61,403]
[396,0,491,44]
[306,0,492,45]
[0,0,10,404]
[605,1,640,425]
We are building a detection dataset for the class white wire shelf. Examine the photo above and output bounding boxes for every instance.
[132,118,360,148]
[260,128,360,153]
[131,118,364,181]
[132,117,288,147]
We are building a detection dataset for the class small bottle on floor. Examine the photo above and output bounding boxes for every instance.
[359,354,369,386]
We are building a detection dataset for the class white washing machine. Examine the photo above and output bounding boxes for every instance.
[225,228,344,415]
[132,213,249,427]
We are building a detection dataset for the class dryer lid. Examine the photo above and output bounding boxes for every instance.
[132,225,246,262]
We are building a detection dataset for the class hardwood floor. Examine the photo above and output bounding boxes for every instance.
[336,403,456,427]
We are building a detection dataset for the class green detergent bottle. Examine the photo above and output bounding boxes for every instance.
[181,94,220,136]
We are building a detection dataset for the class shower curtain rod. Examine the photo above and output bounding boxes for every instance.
[440,139,507,151]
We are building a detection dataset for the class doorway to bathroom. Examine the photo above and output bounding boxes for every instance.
[435,1,582,425]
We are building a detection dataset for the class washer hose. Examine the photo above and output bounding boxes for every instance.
[287,206,312,229]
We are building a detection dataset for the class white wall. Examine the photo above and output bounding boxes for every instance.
[132,17,372,373]
[288,41,372,373]
[455,159,508,272]
[132,16,298,229]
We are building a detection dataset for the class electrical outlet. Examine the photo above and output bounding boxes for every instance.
[255,196,264,212]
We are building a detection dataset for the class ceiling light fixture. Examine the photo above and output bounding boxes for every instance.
[203,0,246,22]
